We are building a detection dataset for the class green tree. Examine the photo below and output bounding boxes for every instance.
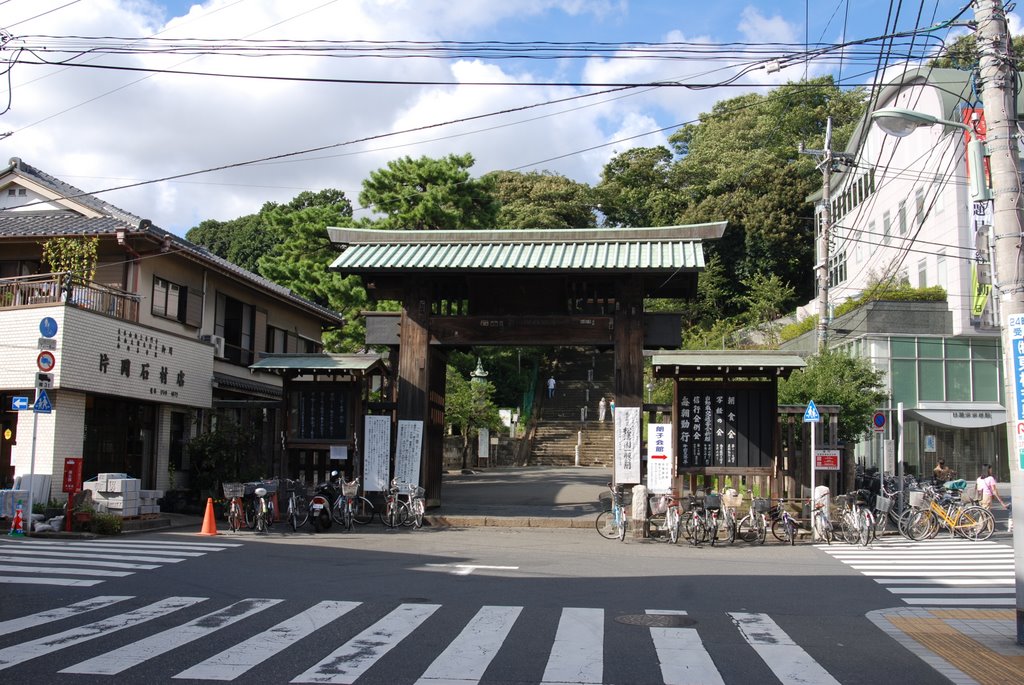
[258,198,368,351]
[41,236,99,283]
[929,33,1024,70]
[670,77,866,313]
[358,153,499,230]
[186,212,274,273]
[594,146,682,227]
[445,366,503,470]
[737,272,796,347]
[778,350,888,445]
[487,170,596,228]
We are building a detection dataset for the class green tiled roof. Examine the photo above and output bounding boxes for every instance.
[249,353,383,372]
[328,224,725,272]
[652,350,806,376]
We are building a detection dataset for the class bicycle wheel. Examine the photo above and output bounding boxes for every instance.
[771,519,788,543]
[725,511,737,544]
[411,499,425,529]
[265,500,274,530]
[757,515,767,544]
[384,500,409,528]
[897,507,918,539]
[352,497,374,525]
[906,510,936,541]
[736,514,757,543]
[687,515,705,546]
[291,496,309,530]
[873,509,888,539]
[595,510,619,539]
[244,500,256,529]
[707,513,719,546]
[331,499,346,526]
[956,506,995,541]
[857,510,872,546]
[840,512,858,544]
[228,502,242,533]
[343,502,354,531]
[617,508,628,542]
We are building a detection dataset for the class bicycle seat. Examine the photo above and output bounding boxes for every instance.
[254,487,267,498]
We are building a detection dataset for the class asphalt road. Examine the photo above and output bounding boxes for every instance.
[0,523,953,685]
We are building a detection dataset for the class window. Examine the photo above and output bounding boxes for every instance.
[919,360,944,400]
[898,200,907,235]
[915,188,926,226]
[215,292,256,365]
[152,276,202,327]
[882,211,892,243]
[267,325,288,353]
[917,259,927,288]
[829,251,846,287]
[937,252,946,284]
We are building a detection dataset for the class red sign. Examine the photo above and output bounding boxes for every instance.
[650,454,668,460]
[62,457,82,494]
[37,350,56,373]
[814,451,840,471]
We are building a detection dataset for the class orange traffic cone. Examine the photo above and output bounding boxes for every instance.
[8,500,24,536]
[197,497,219,536]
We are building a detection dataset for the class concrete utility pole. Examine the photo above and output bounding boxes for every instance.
[801,118,852,353]
[974,0,1024,643]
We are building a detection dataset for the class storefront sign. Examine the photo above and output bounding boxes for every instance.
[614,406,641,483]
[646,423,673,492]
[1008,313,1024,424]
[363,415,391,492]
[394,419,423,487]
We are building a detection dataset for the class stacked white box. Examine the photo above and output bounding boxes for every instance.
[138,489,163,515]
[83,477,142,517]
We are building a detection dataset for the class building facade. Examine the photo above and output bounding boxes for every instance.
[0,158,345,502]
[787,68,1013,481]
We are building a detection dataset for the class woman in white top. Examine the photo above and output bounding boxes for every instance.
[976,464,1005,511]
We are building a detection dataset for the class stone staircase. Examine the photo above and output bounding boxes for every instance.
[529,350,615,467]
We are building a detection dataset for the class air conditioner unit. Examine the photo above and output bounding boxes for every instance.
[200,334,226,359]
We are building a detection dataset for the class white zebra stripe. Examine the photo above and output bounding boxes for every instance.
[415,605,523,685]
[646,609,724,685]
[0,596,131,634]
[730,612,840,685]
[541,607,604,685]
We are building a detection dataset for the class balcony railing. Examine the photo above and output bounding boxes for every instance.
[0,272,140,322]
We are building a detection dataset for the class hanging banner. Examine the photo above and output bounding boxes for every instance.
[363,415,391,492]
[646,423,673,493]
[614,406,641,483]
[394,419,423,487]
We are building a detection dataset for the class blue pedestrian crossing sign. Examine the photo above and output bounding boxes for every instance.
[33,389,52,414]
[803,400,821,423]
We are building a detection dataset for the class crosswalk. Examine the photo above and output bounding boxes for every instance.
[0,595,844,684]
[815,537,1015,606]
[0,538,240,586]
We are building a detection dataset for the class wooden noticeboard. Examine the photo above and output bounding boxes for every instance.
[677,384,774,469]
[289,385,349,441]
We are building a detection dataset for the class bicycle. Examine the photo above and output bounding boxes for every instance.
[253,486,271,533]
[810,492,833,544]
[906,489,994,541]
[721,489,742,545]
[286,483,309,532]
[595,482,629,541]
[334,478,374,530]
[736,493,769,544]
[223,482,245,533]
[382,479,411,528]
[399,482,426,529]
[838,490,874,546]
[770,500,798,545]
[685,491,720,546]
[646,492,680,542]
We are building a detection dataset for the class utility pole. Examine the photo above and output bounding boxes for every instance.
[801,118,853,353]
[974,0,1024,643]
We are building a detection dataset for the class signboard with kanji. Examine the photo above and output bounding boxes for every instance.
[614,406,641,483]
[814,450,840,471]
[677,384,774,469]
[62,457,82,493]
[363,415,391,493]
[646,423,674,492]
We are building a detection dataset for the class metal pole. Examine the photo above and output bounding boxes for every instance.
[810,419,817,540]
[974,0,1024,643]
[25,410,39,537]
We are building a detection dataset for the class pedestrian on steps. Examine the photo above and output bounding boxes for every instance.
[547,376,556,398]
[598,397,607,422]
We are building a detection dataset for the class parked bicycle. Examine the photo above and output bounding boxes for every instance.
[286,483,309,532]
[596,482,629,541]
[810,492,833,544]
[736,493,769,544]
[383,478,411,528]
[646,492,680,542]
[685,490,721,546]
[401,482,426,529]
[770,500,798,545]
[223,482,245,533]
[906,486,994,541]
[838,490,875,546]
[253,486,272,533]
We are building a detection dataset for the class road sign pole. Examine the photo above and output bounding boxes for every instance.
[25,409,39,538]
[810,420,816,541]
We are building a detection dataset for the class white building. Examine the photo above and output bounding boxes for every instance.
[0,158,345,503]
[785,67,1011,481]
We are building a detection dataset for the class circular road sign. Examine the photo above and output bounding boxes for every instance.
[872,411,886,432]
[39,316,58,338]
[37,350,56,373]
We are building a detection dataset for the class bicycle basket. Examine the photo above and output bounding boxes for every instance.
[704,493,722,510]
[752,498,770,514]
[222,482,244,499]
[908,490,926,508]
[721,489,743,508]
[834,494,849,509]
[649,494,670,515]
[341,481,360,497]
[874,494,893,514]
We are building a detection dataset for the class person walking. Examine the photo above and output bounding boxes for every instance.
[547,376,556,399]
[609,399,615,421]
[976,464,1006,511]
[598,397,607,422]
[932,459,953,483]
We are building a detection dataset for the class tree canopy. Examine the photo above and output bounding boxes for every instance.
[487,170,596,228]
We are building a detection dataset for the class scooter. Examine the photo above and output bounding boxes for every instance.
[310,471,340,532]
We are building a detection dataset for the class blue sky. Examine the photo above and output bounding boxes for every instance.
[0,1,1000,234]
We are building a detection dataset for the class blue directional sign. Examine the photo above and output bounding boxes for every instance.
[803,400,821,423]
[33,389,52,414]
[39,317,58,338]
[11,396,28,411]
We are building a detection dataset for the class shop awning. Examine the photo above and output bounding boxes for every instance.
[908,402,1007,429]
[249,353,384,374]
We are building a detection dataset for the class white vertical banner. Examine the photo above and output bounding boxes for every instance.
[478,427,490,461]
[394,419,423,487]
[363,415,391,492]
[614,406,641,483]
[646,423,674,493]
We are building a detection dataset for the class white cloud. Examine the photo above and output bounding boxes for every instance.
[738,6,797,44]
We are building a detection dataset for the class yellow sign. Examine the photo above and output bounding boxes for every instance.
[2,428,10,441]
[971,265,991,319]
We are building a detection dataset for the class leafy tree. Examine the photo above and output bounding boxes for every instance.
[778,350,888,445]
[41,236,99,283]
[594,146,682,227]
[737,272,796,347]
[445,366,503,469]
[670,77,866,314]
[186,212,274,273]
[929,33,1024,70]
[258,199,368,351]
[487,170,596,228]
[358,153,499,230]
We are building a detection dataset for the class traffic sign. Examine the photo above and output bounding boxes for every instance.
[36,350,56,373]
[39,317,58,338]
[802,400,821,423]
[33,389,52,414]
[35,373,53,390]
[872,411,886,432]
[11,396,28,411]
[37,337,56,351]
